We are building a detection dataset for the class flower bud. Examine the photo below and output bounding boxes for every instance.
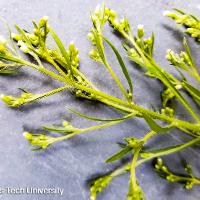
[0,35,7,45]
[109,9,116,18]
[157,158,163,166]
[137,24,144,38]
[0,45,6,54]
[23,132,33,140]
[11,33,21,41]
[69,41,75,52]
[39,16,49,27]
[175,84,182,90]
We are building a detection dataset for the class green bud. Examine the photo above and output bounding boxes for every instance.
[11,33,22,41]
[0,45,7,54]
[69,41,75,52]
[23,132,33,140]
[157,158,163,166]
[185,182,193,189]
[161,166,168,173]
[109,9,116,18]
[39,16,48,27]
[0,35,7,45]
[155,164,161,170]
[163,11,179,20]
[87,32,94,41]
[175,84,182,90]
[161,107,174,117]
[137,24,144,38]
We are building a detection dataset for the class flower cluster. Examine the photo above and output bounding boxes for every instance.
[155,158,200,189]
[11,16,49,57]
[166,49,192,71]
[164,9,200,41]
[23,132,56,150]
[108,9,131,35]
[124,24,154,68]
[1,92,35,107]
[90,175,112,200]
[127,180,145,200]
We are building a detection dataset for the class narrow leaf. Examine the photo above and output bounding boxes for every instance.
[140,136,200,159]
[103,37,133,93]
[105,146,132,163]
[183,38,195,69]
[183,81,200,103]
[0,68,18,74]
[68,108,137,122]
[49,28,71,68]
[143,114,173,133]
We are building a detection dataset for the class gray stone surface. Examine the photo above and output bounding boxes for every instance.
[0,0,200,199]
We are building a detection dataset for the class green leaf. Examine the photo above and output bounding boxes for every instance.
[68,108,137,122]
[103,37,133,93]
[143,114,173,133]
[32,21,38,29]
[0,54,25,64]
[15,25,33,47]
[0,68,18,74]
[49,28,71,69]
[105,146,132,163]
[140,136,200,159]
[183,38,195,69]
[173,8,186,15]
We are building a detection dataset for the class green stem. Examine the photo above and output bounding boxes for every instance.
[8,55,200,133]
[112,136,200,177]
[137,136,200,166]
[130,146,141,192]
[23,85,71,105]
[172,174,200,185]
[54,120,125,142]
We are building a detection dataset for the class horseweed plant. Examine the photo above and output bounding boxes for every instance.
[0,5,200,200]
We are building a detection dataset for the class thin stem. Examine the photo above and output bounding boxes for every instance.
[22,85,71,105]
[112,136,200,177]
[8,55,200,133]
[130,146,141,192]
[137,136,200,166]
[54,120,125,142]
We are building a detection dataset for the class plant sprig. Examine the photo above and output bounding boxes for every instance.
[0,4,200,200]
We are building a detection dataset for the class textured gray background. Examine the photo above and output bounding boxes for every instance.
[0,0,200,199]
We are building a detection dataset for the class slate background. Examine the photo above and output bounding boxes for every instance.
[0,0,200,199]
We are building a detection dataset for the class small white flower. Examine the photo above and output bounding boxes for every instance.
[23,132,28,137]
[95,4,100,15]
[166,49,172,54]
[42,16,49,21]
[175,84,182,90]
[0,35,7,45]
[163,10,172,16]
[11,33,16,39]
[137,24,144,30]
[17,40,24,46]
[69,41,74,46]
